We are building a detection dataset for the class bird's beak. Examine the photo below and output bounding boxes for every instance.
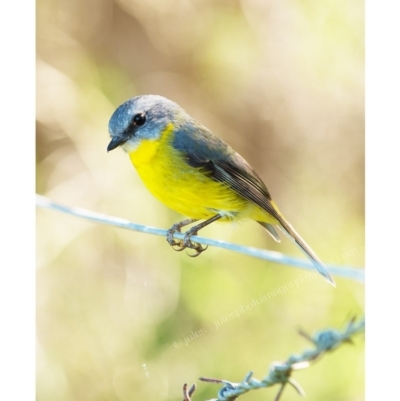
[107,136,127,152]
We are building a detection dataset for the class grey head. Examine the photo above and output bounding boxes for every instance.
[107,95,187,153]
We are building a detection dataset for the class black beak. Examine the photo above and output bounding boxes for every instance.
[107,136,128,152]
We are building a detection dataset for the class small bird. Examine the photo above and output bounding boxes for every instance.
[107,95,334,285]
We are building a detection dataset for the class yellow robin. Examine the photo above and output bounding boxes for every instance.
[107,95,334,285]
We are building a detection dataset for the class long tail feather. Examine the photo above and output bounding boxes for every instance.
[258,222,281,242]
[275,215,335,286]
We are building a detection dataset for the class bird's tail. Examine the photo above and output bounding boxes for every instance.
[259,207,335,286]
[277,215,335,286]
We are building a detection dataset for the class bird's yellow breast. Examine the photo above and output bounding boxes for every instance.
[127,124,253,221]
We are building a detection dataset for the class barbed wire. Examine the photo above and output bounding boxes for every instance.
[36,195,364,282]
[182,317,365,401]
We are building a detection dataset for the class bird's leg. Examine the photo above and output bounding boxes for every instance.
[166,214,222,256]
[167,218,199,251]
[182,214,222,257]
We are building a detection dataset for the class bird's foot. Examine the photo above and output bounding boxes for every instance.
[166,222,186,251]
[166,221,208,257]
[182,228,208,257]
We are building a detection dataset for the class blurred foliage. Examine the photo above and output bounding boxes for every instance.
[36,0,364,400]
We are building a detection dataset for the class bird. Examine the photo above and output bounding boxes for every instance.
[107,95,334,286]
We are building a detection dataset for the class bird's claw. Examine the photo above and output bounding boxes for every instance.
[166,225,208,256]
[167,223,184,249]
[171,241,186,252]
[185,240,208,257]
[182,229,208,257]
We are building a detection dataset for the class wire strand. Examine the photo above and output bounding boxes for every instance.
[187,317,365,401]
[36,195,364,282]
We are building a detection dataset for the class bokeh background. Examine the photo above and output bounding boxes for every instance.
[36,0,364,400]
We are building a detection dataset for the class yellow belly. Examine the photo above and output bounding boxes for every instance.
[127,125,276,223]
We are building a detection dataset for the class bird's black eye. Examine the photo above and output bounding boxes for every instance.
[133,113,146,126]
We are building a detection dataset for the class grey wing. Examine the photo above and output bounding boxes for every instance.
[172,122,280,219]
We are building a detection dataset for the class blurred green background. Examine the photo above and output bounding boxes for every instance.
[36,0,364,400]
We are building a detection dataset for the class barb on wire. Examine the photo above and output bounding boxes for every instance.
[183,383,197,401]
[189,317,364,401]
[36,195,364,282]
